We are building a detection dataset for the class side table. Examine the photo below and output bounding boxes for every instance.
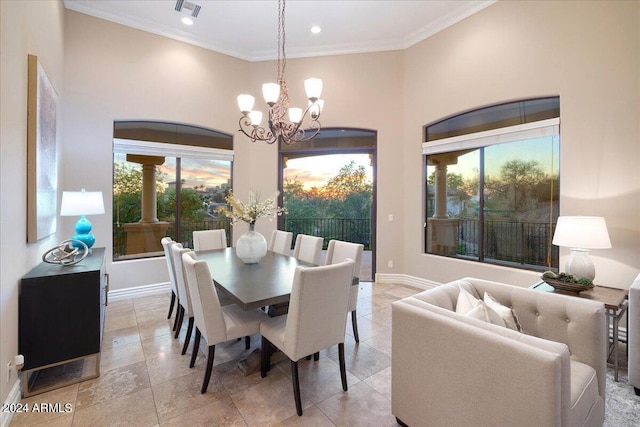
[531,281,629,381]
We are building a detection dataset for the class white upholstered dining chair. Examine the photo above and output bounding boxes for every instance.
[161,237,179,321]
[260,259,355,416]
[182,252,269,393]
[292,234,323,265]
[325,240,364,343]
[268,229,293,256]
[193,229,227,251]
[170,243,196,355]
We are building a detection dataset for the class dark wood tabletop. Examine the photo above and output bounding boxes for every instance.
[196,248,317,311]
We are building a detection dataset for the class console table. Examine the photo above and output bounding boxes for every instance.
[19,248,107,396]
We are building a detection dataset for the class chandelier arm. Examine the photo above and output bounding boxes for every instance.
[238,117,278,144]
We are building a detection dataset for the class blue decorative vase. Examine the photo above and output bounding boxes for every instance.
[236,224,267,264]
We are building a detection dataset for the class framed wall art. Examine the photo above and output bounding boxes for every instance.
[27,54,58,242]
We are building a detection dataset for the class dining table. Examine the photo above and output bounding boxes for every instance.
[196,247,358,316]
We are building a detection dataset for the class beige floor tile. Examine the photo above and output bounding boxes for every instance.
[76,361,150,409]
[104,311,138,332]
[152,370,227,422]
[99,340,146,372]
[137,318,174,341]
[72,387,158,426]
[105,298,135,315]
[364,306,392,328]
[160,396,247,427]
[145,349,206,386]
[141,330,189,360]
[10,384,78,427]
[316,381,396,427]
[273,357,361,404]
[363,329,392,357]
[275,405,336,426]
[382,285,421,299]
[327,342,391,381]
[363,366,392,401]
[230,368,313,426]
[101,325,141,351]
[345,316,390,342]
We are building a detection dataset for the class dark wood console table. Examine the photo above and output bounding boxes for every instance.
[19,248,107,396]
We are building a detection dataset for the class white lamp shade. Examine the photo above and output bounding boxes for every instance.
[237,94,255,113]
[552,216,611,249]
[304,78,323,100]
[60,190,105,216]
[309,98,324,113]
[248,110,263,126]
[262,83,280,104]
[288,107,303,123]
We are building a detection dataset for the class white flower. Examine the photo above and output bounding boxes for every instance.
[219,191,287,225]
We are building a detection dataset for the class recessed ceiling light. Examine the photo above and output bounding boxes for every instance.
[181,16,194,25]
[311,26,321,34]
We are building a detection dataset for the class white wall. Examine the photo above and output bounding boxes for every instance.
[0,0,66,408]
[402,0,640,288]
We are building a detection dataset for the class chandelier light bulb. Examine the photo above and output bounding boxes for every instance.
[304,78,323,101]
[288,108,303,124]
[309,98,324,112]
[262,83,280,105]
[248,110,263,127]
[237,94,255,114]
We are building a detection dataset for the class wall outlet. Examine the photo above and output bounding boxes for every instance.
[388,260,393,268]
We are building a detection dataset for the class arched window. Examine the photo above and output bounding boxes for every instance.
[422,97,560,271]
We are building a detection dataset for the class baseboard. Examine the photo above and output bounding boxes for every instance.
[1,379,22,427]
[108,282,171,301]
[375,273,441,290]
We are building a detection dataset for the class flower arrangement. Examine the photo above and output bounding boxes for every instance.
[219,191,287,225]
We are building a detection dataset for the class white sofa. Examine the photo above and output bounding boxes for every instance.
[392,277,607,427]
[629,273,640,395]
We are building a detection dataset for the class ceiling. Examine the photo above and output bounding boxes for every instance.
[63,0,496,62]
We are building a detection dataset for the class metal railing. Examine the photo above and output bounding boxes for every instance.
[282,217,371,249]
[457,218,558,268]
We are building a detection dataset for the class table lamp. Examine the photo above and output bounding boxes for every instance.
[60,189,105,249]
[552,216,611,281]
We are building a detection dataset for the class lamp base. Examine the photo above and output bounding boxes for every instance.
[72,216,96,249]
[565,248,595,281]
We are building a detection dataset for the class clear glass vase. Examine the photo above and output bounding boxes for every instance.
[236,223,267,264]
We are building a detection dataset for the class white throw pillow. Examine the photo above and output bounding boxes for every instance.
[456,285,479,314]
[484,292,522,332]
[464,300,506,327]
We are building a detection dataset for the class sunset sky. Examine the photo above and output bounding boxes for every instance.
[116,152,373,191]
[284,153,373,189]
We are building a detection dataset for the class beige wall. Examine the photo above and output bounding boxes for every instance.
[63,10,405,290]
[0,0,66,408]
[402,0,640,287]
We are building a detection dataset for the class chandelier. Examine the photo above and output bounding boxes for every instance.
[237,0,324,145]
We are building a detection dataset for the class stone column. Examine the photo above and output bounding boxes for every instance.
[126,154,165,223]
[434,163,448,219]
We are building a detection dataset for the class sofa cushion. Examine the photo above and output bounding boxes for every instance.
[456,285,480,314]
[484,291,523,332]
[464,300,506,327]
[570,360,600,427]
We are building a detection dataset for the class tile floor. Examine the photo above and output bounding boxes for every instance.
[11,281,410,427]
[10,281,639,426]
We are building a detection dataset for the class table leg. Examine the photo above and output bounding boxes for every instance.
[613,310,620,382]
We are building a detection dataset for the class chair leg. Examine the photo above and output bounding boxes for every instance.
[190,327,201,368]
[314,352,319,361]
[182,317,194,355]
[290,359,303,416]
[635,387,640,396]
[339,343,348,391]
[201,345,215,394]
[167,291,176,319]
[351,310,360,343]
[174,306,184,339]
[172,299,181,331]
[245,335,251,350]
[261,336,270,378]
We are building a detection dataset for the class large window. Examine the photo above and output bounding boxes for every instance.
[113,122,233,261]
[423,98,560,271]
